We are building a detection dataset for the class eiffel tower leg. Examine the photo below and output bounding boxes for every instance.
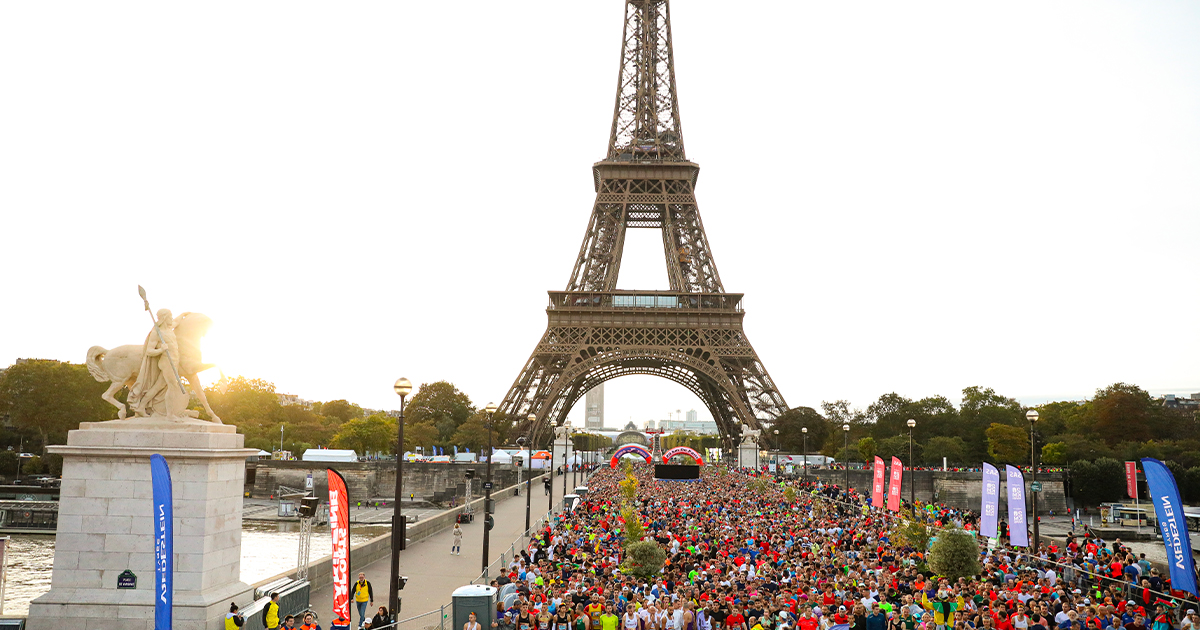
[665,198,724,294]
[567,196,627,292]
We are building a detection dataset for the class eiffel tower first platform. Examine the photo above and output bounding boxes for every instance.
[497,0,788,452]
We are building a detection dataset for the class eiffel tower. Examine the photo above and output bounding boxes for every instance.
[497,0,788,451]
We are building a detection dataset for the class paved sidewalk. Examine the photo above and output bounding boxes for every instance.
[310,469,590,625]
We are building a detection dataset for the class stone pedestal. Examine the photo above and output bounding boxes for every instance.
[737,442,760,469]
[28,418,257,630]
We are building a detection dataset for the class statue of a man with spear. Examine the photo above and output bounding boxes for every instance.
[126,286,192,419]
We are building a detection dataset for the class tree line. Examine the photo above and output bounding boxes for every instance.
[0,359,614,464]
[772,383,1200,469]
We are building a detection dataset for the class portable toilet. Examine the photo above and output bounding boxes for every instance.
[453,584,497,630]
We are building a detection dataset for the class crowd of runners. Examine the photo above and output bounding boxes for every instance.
[480,464,1200,630]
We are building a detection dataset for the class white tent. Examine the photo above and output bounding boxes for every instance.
[489,450,513,464]
[302,449,359,463]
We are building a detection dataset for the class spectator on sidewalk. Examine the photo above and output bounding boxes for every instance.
[354,573,375,627]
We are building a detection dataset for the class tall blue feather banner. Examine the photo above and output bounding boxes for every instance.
[1142,458,1199,596]
[151,454,174,630]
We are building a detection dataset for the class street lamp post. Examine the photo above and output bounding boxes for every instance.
[842,424,850,491]
[481,402,497,573]
[280,424,285,455]
[562,428,570,503]
[389,377,412,619]
[521,424,532,532]
[516,435,526,529]
[543,416,555,517]
[1027,409,1040,552]
[906,419,916,514]
[772,429,780,473]
[801,427,808,481]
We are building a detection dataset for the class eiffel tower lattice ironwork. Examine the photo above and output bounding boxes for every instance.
[497,0,788,451]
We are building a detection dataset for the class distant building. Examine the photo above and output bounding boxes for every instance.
[657,410,718,435]
[1163,393,1200,410]
[585,384,604,429]
[276,393,313,409]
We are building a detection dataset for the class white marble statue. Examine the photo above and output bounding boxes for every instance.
[554,424,571,440]
[86,310,223,423]
[740,427,762,446]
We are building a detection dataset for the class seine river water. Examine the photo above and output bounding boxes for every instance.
[1,521,390,616]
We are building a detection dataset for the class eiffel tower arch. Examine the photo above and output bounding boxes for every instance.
[497,0,788,452]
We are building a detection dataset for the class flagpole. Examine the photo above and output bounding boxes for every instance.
[1134,472,1141,535]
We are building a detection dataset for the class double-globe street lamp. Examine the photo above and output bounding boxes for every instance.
[481,402,498,572]
[389,377,413,620]
[907,419,916,514]
[1027,409,1040,552]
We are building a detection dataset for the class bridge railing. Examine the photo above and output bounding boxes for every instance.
[548,291,743,312]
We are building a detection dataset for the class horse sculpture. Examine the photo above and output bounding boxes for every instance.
[86,312,223,423]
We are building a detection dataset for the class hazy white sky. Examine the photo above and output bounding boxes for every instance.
[2,1,1197,427]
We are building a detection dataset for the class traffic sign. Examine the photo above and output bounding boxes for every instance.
[1031,481,1042,492]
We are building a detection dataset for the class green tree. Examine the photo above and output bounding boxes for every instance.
[406,421,440,453]
[0,451,16,476]
[875,435,918,462]
[619,471,639,501]
[1091,383,1164,446]
[1069,458,1124,506]
[1032,400,1085,438]
[1183,467,1200,504]
[986,423,1030,464]
[1041,442,1068,465]
[858,437,877,462]
[0,359,114,454]
[960,387,1024,461]
[865,393,914,440]
[772,406,829,453]
[278,404,338,450]
[320,399,363,424]
[406,381,474,443]
[1059,434,1115,462]
[572,432,614,453]
[894,519,932,550]
[783,487,797,503]
[330,415,395,455]
[922,436,967,466]
[204,376,281,441]
[820,400,867,455]
[620,503,644,543]
[621,540,665,578]
[927,529,981,580]
[833,446,858,463]
[22,455,45,475]
[450,418,492,453]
